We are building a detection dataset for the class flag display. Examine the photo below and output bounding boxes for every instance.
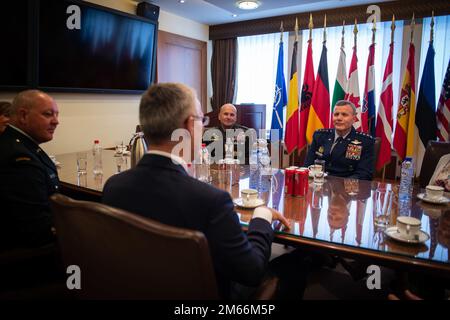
[375,44,394,171]
[306,44,330,144]
[393,43,416,161]
[437,59,450,142]
[270,41,287,140]
[331,46,347,113]
[285,40,299,153]
[363,43,376,136]
[298,39,315,151]
[415,42,436,174]
[345,46,362,131]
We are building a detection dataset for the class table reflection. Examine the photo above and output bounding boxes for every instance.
[55,150,450,272]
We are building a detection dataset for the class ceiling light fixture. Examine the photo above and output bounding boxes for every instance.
[236,1,260,10]
[179,0,185,4]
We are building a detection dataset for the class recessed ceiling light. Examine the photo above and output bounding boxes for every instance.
[179,0,185,4]
[236,1,260,10]
[232,14,238,17]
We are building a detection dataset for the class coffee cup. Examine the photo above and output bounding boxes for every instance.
[425,185,444,200]
[396,216,421,240]
[241,188,258,206]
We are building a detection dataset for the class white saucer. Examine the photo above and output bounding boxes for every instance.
[384,226,430,244]
[417,193,450,205]
[233,198,265,209]
[309,172,328,179]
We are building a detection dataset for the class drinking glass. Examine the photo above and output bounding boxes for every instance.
[374,189,393,228]
[76,152,87,175]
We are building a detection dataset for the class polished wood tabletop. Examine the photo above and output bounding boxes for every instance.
[55,150,450,275]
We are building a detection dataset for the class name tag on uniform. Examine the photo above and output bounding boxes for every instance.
[345,144,362,160]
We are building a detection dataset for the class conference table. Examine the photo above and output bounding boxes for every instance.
[55,150,450,277]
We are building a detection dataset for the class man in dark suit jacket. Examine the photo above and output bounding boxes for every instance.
[0,90,60,249]
[103,83,289,298]
[305,100,374,180]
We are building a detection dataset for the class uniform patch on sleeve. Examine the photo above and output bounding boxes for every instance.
[15,157,31,162]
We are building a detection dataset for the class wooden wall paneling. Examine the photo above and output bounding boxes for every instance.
[157,30,207,112]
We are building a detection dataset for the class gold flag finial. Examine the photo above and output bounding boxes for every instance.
[309,13,313,41]
[280,21,284,42]
[371,15,377,44]
[323,14,327,44]
[410,13,415,43]
[430,11,435,43]
[341,21,345,48]
[353,18,358,48]
[295,18,299,42]
[391,14,396,44]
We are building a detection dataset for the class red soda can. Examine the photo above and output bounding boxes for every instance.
[285,168,296,195]
[294,168,309,197]
[299,168,309,196]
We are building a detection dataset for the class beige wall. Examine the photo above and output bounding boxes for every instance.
[0,0,210,156]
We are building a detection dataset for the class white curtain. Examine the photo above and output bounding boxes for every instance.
[235,32,288,129]
[300,20,404,119]
[418,15,450,106]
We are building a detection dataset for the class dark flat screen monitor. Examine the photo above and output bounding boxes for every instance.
[0,2,31,90]
[38,0,157,93]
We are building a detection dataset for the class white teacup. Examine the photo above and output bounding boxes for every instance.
[241,188,258,206]
[396,216,421,240]
[425,185,444,200]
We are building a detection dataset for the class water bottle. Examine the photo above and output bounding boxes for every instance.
[258,139,271,192]
[399,157,414,201]
[197,143,210,183]
[92,139,103,176]
[225,137,234,160]
[249,141,260,189]
[259,139,271,176]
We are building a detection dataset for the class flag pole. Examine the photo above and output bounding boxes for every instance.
[295,18,298,42]
[341,20,345,49]
[371,15,376,45]
[309,14,313,41]
[410,13,415,43]
[391,14,395,44]
[353,18,358,49]
[430,11,434,44]
[323,14,327,44]
[280,21,284,42]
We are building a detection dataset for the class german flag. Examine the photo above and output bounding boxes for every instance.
[306,43,330,144]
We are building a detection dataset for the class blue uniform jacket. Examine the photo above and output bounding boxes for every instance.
[305,127,374,180]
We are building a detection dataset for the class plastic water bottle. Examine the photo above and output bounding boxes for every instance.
[399,157,414,201]
[197,143,210,183]
[225,137,234,160]
[92,140,103,176]
[249,141,260,189]
[258,139,271,192]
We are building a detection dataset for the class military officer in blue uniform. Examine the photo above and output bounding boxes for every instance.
[305,100,374,181]
[0,90,60,249]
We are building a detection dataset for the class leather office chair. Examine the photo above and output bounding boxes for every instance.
[50,194,278,300]
[419,141,450,188]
